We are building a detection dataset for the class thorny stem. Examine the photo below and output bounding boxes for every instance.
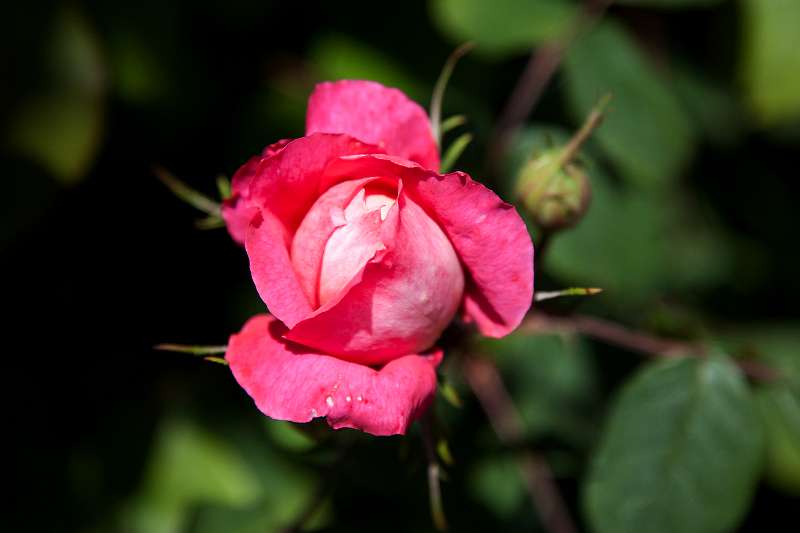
[522,313,781,382]
[488,0,614,171]
[421,412,448,531]
[462,355,579,533]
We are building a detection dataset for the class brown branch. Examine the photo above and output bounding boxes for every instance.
[488,0,614,171]
[521,313,781,381]
[462,355,578,533]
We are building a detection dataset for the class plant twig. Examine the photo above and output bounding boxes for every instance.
[521,313,781,381]
[488,0,614,171]
[462,355,578,533]
[421,412,448,531]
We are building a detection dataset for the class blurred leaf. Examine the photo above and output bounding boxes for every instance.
[755,386,800,494]
[430,0,575,57]
[584,355,763,533]
[469,455,524,517]
[562,21,695,189]
[615,0,723,7]
[311,34,427,102]
[6,8,106,185]
[110,31,170,104]
[672,64,745,146]
[482,332,598,443]
[125,417,261,533]
[740,0,800,126]
[722,324,800,494]
[265,420,317,453]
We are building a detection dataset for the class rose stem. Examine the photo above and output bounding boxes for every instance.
[462,355,578,533]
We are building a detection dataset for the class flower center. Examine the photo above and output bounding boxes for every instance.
[318,182,397,306]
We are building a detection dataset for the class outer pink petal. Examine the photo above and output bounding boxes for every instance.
[240,135,382,328]
[222,139,293,244]
[306,81,439,170]
[245,211,314,328]
[226,314,442,436]
[321,154,534,337]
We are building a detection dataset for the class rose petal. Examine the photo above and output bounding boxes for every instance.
[306,80,439,170]
[321,154,534,337]
[222,139,294,244]
[240,134,382,327]
[290,177,384,307]
[226,314,442,436]
[285,188,465,366]
[246,210,314,328]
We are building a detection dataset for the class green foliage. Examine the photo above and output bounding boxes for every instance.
[6,7,106,184]
[739,0,800,126]
[311,34,427,102]
[723,325,800,493]
[584,355,763,533]
[482,332,598,443]
[124,418,262,533]
[430,0,575,56]
[563,21,696,189]
[615,0,723,7]
[469,455,525,517]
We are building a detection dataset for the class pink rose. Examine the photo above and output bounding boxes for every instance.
[223,81,533,436]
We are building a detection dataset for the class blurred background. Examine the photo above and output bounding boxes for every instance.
[4,0,799,531]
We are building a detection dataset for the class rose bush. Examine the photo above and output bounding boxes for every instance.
[223,81,533,436]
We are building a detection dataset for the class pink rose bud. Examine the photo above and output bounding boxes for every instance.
[223,81,534,436]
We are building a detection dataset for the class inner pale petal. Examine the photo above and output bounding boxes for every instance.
[318,182,397,305]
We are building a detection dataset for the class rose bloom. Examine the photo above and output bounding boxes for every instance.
[223,81,533,436]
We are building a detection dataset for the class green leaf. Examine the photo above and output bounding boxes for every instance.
[430,0,575,57]
[671,63,745,146]
[5,8,106,184]
[125,418,262,533]
[562,21,695,189]
[722,324,800,493]
[311,34,427,102]
[755,386,800,494]
[469,455,525,517]
[584,355,763,533]
[740,0,800,126]
[614,0,723,7]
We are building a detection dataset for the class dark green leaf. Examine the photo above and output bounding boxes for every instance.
[6,7,106,184]
[430,0,575,57]
[562,21,695,189]
[584,355,763,533]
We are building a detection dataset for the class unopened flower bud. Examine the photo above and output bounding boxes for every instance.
[515,147,591,231]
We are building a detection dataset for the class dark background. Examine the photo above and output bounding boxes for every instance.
[4,0,799,531]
